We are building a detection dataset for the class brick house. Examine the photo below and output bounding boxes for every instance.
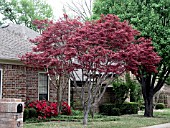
[0,24,69,103]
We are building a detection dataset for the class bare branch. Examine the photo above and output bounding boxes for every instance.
[64,0,93,21]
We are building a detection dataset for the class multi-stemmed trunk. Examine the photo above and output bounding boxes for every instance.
[140,67,170,117]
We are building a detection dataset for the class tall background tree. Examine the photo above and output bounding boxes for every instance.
[0,0,53,30]
[93,0,170,117]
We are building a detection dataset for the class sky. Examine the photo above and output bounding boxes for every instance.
[46,0,65,19]
[46,0,93,20]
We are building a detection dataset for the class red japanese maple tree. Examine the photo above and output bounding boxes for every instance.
[22,14,161,125]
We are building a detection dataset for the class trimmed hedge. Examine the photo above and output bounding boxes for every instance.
[99,102,138,116]
[121,102,138,114]
[110,108,121,116]
[155,103,165,109]
[99,103,114,116]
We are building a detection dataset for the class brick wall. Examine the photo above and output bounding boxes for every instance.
[1,64,68,103]
[26,67,38,102]
[2,64,27,101]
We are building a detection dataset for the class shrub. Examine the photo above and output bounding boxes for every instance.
[61,102,72,115]
[110,108,121,116]
[139,105,145,110]
[26,100,71,119]
[23,108,29,122]
[112,79,129,106]
[29,108,37,118]
[155,103,165,109]
[71,109,83,116]
[99,103,114,115]
[99,102,139,115]
[99,103,120,116]
[121,102,138,114]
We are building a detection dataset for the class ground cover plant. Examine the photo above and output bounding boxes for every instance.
[24,109,170,128]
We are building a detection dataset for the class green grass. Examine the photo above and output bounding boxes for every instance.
[24,109,170,128]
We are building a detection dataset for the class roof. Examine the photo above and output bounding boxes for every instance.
[0,23,39,60]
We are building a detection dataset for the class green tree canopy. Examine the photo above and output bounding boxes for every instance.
[0,0,53,30]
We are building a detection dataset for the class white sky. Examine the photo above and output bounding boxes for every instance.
[46,0,65,19]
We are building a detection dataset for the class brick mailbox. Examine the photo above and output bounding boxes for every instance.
[0,98,24,128]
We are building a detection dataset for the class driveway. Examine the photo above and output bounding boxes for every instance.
[142,123,170,128]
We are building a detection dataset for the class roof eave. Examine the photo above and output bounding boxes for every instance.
[0,58,24,65]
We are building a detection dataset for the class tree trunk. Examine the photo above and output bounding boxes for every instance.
[83,98,91,125]
[83,110,89,125]
[144,96,153,117]
[142,83,154,117]
[57,77,62,114]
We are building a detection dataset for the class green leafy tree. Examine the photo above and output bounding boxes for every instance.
[112,73,141,107]
[125,72,141,102]
[112,78,129,107]
[93,0,170,117]
[0,0,53,30]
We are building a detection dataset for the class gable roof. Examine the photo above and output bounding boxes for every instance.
[0,23,39,61]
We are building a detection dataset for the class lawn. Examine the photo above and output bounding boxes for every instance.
[24,109,170,128]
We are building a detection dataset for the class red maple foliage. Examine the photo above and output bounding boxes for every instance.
[22,14,160,76]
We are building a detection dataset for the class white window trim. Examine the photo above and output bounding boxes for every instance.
[0,69,2,99]
[38,72,49,101]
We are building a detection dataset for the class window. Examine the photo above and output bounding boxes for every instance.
[38,73,49,100]
[0,69,2,98]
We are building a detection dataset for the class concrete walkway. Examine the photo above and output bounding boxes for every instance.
[142,123,170,128]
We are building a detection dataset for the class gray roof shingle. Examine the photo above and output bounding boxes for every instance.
[0,23,39,60]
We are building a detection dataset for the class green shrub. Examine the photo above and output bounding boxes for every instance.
[28,108,37,118]
[99,103,114,115]
[112,79,129,106]
[110,108,121,116]
[23,108,29,122]
[155,103,165,109]
[99,102,139,115]
[99,104,120,116]
[121,102,138,114]
[139,105,145,110]
[71,109,83,116]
